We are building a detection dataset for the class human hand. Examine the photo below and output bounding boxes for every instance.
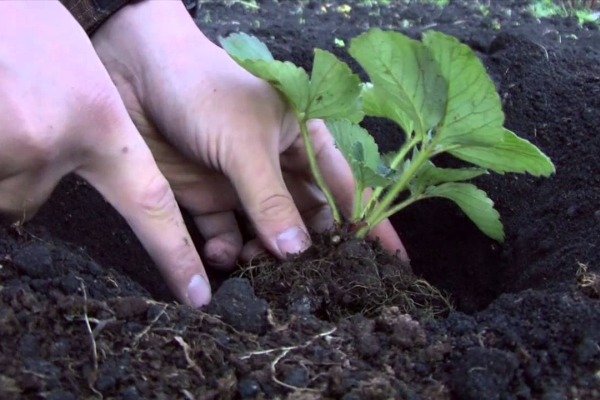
[0,1,212,306]
[91,1,409,270]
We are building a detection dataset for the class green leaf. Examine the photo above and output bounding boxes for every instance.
[220,33,310,113]
[349,28,448,138]
[361,83,414,137]
[219,32,274,62]
[449,128,556,176]
[327,120,379,169]
[220,33,362,122]
[326,119,393,188]
[307,50,363,122]
[412,160,488,193]
[422,30,505,146]
[425,183,504,241]
[358,162,395,188]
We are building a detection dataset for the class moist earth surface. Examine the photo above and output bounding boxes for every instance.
[1,0,599,399]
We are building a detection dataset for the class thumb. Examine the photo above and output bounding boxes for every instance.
[226,143,311,259]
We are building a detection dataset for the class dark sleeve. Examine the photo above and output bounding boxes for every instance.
[59,0,135,35]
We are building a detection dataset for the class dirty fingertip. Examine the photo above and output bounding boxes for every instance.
[187,274,212,307]
[275,226,311,258]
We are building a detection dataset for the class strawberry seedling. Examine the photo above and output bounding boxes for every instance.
[219,29,555,243]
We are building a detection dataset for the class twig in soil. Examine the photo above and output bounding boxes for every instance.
[104,276,121,291]
[239,327,337,392]
[10,205,28,236]
[174,336,205,380]
[267,309,296,332]
[64,315,117,339]
[9,205,53,246]
[131,305,167,347]
[91,318,117,339]
[76,278,104,399]
[77,278,98,372]
[533,41,550,61]
[576,261,600,298]
[181,389,195,400]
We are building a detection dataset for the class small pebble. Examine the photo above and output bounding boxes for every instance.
[121,386,144,400]
[95,375,117,392]
[13,244,53,279]
[237,379,261,398]
[542,392,568,400]
[283,368,309,388]
[45,391,75,400]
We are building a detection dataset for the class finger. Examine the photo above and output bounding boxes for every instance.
[240,238,268,263]
[77,130,211,307]
[165,174,244,270]
[282,173,333,233]
[225,140,311,259]
[193,211,243,271]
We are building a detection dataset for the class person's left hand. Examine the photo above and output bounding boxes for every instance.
[91,1,408,273]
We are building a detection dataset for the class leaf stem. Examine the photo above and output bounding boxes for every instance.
[352,181,364,221]
[368,195,422,230]
[357,145,432,237]
[361,136,419,218]
[299,119,341,224]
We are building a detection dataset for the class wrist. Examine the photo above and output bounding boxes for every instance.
[60,0,133,35]
[91,0,228,141]
[92,0,216,92]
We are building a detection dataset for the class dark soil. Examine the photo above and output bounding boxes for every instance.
[2,0,600,398]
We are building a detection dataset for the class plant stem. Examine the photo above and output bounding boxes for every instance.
[299,119,341,224]
[357,145,432,237]
[352,181,364,221]
[368,195,422,230]
[360,136,419,218]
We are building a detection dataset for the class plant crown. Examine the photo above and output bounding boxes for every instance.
[219,29,555,242]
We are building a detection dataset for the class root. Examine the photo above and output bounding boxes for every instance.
[174,336,205,380]
[233,232,453,321]
[131,305,168,347]
[576,261,600,298]
[240,327,337,392]
[77,278,103,399]
[77,278,98,372]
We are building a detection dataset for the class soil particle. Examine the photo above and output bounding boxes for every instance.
[235,234,451,322]
[121,386,143,400]
[207,277,270,334]
[108,296,151,319]
[450,347,520,399]
[390,314,427,349]
[237,378,261,398]
[13,243,53,279]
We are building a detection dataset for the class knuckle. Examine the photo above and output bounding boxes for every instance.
[79,84,124,128]
[256,193,297,221]
[12,118,59,167]
[0,94,57,166]
[135,175,177,218]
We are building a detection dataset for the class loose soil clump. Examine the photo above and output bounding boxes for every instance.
[235,232,452,322]
[1,1,600,399]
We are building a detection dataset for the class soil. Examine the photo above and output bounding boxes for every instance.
[2,0,600,399]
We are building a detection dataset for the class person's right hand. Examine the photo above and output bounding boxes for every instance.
[0,1,213,307]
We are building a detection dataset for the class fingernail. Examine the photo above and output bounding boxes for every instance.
[187,275,211,307]
[276,226,310,256]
